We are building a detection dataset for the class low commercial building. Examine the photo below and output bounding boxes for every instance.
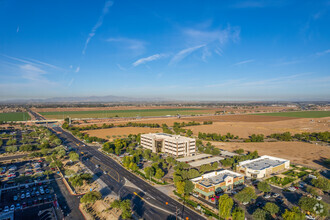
[191,170,244,200]
[140,133,196,157]
[236,155,290,179]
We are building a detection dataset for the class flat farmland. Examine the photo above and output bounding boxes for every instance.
[254,111,330,118]
[83,127,162,141]
[0,112,31,121]
[184,114,296,122]
[211,141,330,169]
[39,108,211,119]
[186,117,330,138]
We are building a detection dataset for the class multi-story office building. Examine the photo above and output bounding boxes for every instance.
[236,155,290,179]
[140,133,196,157]
[191,170,244,200]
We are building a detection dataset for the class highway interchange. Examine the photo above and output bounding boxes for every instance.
[29,110,206,220]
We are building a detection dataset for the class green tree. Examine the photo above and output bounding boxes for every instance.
[69,151,79,161]
[264,202,279,215]
[176,181,185,196]
[282,207,305,220]
[311,177,330,191]
[232,207,245,220]
[58,149,66,158]
[235,187,257,203]
[5,145,18,153]
[80,191,101,204]
[258,181,271,193]
[144,167,155,179]
[218,194,234,219]
[129,162,139,172]
[110,199,132,219]
[184,180,194,196]
[252,208,267,220]
[155,168,165,179]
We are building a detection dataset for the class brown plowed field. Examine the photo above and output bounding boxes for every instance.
[83,127,162,141]
[186,117,330,138]
[211,141,330,169]
[184,114,296,122]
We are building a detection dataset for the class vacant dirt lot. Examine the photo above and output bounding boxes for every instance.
[184,114,296,122]
[83,127,162,140]
[211,141,330,169]
[186,117,330,138]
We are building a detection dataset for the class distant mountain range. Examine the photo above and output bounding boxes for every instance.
[1,95,169,103]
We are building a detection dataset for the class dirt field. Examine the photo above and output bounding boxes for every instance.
[83,127,162,140]
[184,114,296,122]
[211,141,330,169]
[186,117,330,138]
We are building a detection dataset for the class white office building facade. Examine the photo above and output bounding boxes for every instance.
[141,133,196,157]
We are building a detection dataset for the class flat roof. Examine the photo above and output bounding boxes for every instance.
[141,133,195,142]
[176,154,211,162]
[191,169,243,187]
[239,155,289,171]
[188,156,224,167]
[221,150,239,157]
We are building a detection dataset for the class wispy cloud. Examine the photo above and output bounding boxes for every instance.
[20,64,46,80]
[234,59,255,66]
[68,78,74,87]
[316,49,330,56]
[107,37,145,52]
[117,64,127,71]
[133,54,166,67]
[231,0,287,8]
[82,0,113,55]
[16,26,19,33]
[183,24,240,61]
[75,66,80,73]
[169,44,205,65]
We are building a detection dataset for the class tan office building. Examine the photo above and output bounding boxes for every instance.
[140,133,196,157]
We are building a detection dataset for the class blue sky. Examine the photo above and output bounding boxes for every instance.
[0,0,329,101]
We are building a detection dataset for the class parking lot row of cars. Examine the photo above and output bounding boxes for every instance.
[1,195,54,213]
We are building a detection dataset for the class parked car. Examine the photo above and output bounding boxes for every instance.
[242,202,249,205]
[13,195,18,201]
[263,193,271,199]
[36,191,40,196]
[15,203,21,210]
[45,189,50,194]
[21,194,25,199]
[10,205,15,211]
[22,202,27,208]
[287,187,296,192]
[26,192,30,198]
[272,193,280,198]
[305,215,315,220]
[316,196,322,201]
[4,206,9,212]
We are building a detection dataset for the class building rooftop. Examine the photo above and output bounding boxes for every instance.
[191,170,243,187]
[142,133,195,142]
[176,154,211,162]
[188,156,224,167]
[238,155,289,171]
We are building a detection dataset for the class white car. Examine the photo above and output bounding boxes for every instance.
[272,193,280,198]
[242,202,249,205]
[263,194,271,199]
[21,194,25,199]
[4,206,9,212]
[316,196,322,201]
[26,192,30,198]
[305,215,315,220]
[288,187,296,192]
[10,205,15,211]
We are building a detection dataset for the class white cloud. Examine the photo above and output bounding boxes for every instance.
[107,37,145,52]
[169,44,205,65]
[2,54,63,70]
[75,66,80,73]
[68,78,74,87]
[133,54,165,66]
[82,1,113,55]
[20,64,46,80]
[234,59,255,66]
[316,49,330,56]
[182,25,240,61]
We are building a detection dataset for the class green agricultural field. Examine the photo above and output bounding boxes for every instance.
[39,108,210,119]
[0,112,31,121]
[254,111,330,118]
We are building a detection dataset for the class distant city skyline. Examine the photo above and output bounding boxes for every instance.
[0,0,330,101]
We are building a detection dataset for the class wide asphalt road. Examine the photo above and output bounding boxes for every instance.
[51,125,205,220]
[30,109,205,220]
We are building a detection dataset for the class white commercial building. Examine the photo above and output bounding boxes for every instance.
[236,155,290,179]
[140,133,196,157]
